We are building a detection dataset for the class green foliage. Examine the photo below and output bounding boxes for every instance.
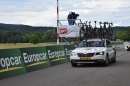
[112,26,127,34]
[23,34,30,43]
[126,27,130,39]
[17,36,23,43]
[120,32,129,41]
[41,29,56,42]
[0,23,56,34]
[12,36,17,45]
[29,34,41,45]
[116,27,130,41]
[116,30,122,39]
[1,33,8,43]
[0,23,57,43]
[7,37,12,43]
[1,23,130,43]
[7,36,17,44]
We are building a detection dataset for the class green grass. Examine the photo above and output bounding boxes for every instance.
[0,40,124,49]
[0,42,66,49]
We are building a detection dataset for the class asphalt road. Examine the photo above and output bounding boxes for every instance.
[0,49,130,86]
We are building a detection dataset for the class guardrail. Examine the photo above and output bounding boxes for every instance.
[111,42,124,50]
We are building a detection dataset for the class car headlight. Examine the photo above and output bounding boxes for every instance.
[96,51,104,55]
[71,52,77,56]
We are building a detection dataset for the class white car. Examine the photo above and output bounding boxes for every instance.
[70,39,116,67]
[124,41,130,51]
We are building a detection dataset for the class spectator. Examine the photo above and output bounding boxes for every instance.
[72,12,79,25]
[67,12,73,25]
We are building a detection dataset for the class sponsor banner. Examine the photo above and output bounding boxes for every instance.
[63,45,75,61]
[20,47,51,72]
[59,25,83,38]
[45,45,68,66]
[0,49,26,79]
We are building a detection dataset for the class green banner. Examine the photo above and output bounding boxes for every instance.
[20,47,51,72]
[45,45,68,66]
[63,44,75,61]
[0,49,26,79]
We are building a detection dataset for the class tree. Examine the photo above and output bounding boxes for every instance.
[1,32,8,43]
[34,32,43,39]
[7,36,17,44]
[7,37,12,43]
[23,34,30,43]
[116,27,130,41]
[17,36,23,43]
[12,36,17,45]
[120,32,129,41]
[29,34,41,45]
[125,27,130,41]
[116,30,122,39]
[41,29,56,42]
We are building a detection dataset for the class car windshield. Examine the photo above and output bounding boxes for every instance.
[78,40,105,47]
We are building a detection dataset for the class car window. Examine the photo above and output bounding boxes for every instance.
[78,40,105,47]
[106,40,112,47]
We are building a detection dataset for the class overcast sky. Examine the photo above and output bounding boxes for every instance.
[0,0,130,27]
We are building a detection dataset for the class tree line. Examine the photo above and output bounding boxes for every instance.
[116,27,130,42]
[0,23,129,44]
[0,23,56,44]
[0,29,57,44]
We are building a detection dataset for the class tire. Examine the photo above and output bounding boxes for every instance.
[71,61,77,67]
[112,52,116,63]
[103,55,109,66]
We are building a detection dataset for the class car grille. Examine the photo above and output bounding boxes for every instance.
[77,53,95,57]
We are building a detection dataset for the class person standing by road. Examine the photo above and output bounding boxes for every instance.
[72,12,79,25]
[67,11,73,25]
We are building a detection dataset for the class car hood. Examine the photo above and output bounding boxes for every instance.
[72,47,106,53]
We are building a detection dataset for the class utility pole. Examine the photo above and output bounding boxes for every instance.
[57,0,59,44]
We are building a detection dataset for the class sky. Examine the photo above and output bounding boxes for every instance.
[0,0,130,27]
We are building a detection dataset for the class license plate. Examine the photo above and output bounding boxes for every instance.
[81,57,91,60]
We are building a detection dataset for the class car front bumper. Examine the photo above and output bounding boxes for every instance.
[70,55,106,64]
[71,59,105,64]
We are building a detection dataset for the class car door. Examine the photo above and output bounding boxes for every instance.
[106,40,114,59]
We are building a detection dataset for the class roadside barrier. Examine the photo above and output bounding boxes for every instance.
[111,42,124,50]
[63,44,75,61]
[45,45,68,66]
[20,47,51,72]
[0,42,124,79]
[0,49,26,79]
[0,45,75,79]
